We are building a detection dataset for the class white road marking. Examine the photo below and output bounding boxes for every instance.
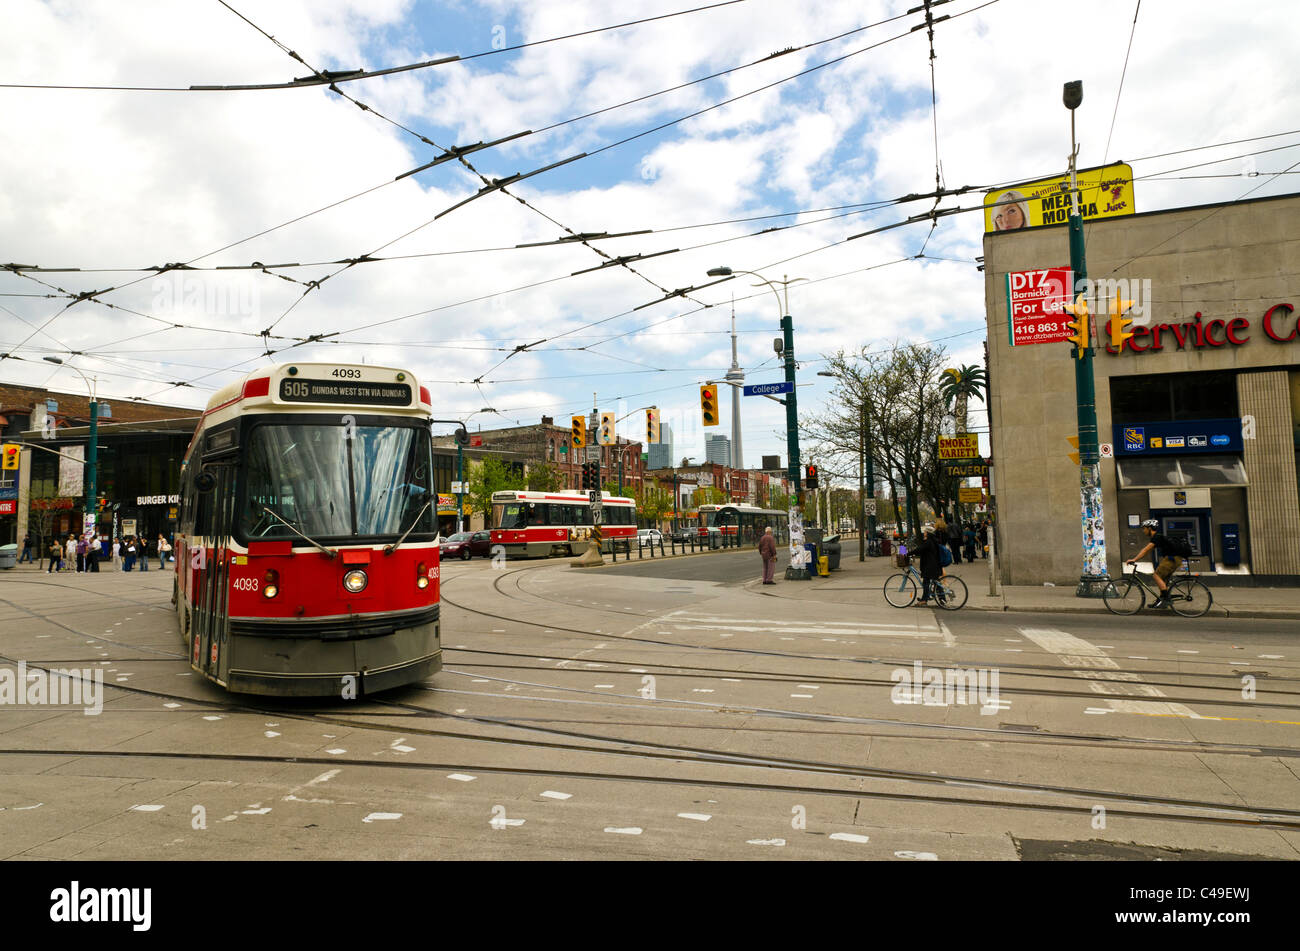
[830,832,870,844]
[692,688,715,693]
[791,694,814,699]
[1177,650,1199,654]
[895,850,938,860]
[163,702,181,709]
[325,748,347,755]
[594,684,615,689]
[722,678,742,682]
[241,807,272,815]
[391,744,416,753]
[362,812,402,823]
[203,715,222,721]
[1084,707,1114,715]
[747,838,785,846]
[447,773,477,782]
[1018,627,1203,718]
[605,827,642,835]
[797,685,820,690]
[264,731,280,738]
[130,804,164,812]
[677,813,711,821]
[540,791,572,800]
[1260,654,1284,659]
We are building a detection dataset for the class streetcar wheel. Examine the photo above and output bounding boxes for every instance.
[937,574,968,610]
[1168,579,1212,618]
[883,573,917,608]
[1102,580,1143,615]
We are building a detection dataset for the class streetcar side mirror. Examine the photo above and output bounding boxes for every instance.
[194,470,217,493]
[454,427,470,448]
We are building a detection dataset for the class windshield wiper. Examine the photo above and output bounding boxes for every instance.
[384,500,434,555]
[260,506,337,558]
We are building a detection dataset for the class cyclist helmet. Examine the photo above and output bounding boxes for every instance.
[1140,519,1159,530]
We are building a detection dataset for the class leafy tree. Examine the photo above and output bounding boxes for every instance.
[803,342,950,537]
[525,461,563,492]
[939,364,987,435]
[466,457,524,525]
[637,479,673,526]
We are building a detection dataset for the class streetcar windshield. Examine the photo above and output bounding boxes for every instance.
[241,422,434,540]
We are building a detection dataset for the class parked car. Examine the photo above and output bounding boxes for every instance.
[440,530,492,560]
[637,528,664,547]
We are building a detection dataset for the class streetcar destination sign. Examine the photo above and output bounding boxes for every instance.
[279,379,412,406]
[743,381,794,396]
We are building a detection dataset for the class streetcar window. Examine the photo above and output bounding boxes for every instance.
[240,423,433,540]
[495,503,526,530]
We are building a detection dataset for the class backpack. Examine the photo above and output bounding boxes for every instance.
[939,543,953,567]
[1168,535,1192,558]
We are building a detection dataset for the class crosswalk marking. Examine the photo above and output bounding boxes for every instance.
[669,614,945,639]
[1018,627,1203,719]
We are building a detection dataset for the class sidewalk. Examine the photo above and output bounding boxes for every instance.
[750,544,1300,620]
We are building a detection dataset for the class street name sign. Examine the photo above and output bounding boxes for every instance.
[743,381,794,397]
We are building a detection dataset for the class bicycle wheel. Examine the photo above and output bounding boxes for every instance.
[1102,579,1144,615]
[1168,578,1212,618]
[936,574,968,610]
[883,573,918,608]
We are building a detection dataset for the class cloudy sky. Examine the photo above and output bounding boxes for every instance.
[3,0,1298,474]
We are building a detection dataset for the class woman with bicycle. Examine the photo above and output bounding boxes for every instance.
[1126,519,1178,608]
[913,527,944,606]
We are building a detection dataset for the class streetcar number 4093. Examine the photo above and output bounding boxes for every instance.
[232,577,259,592]
[332,368,362,379]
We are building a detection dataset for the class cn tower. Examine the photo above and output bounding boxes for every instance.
[725,300,743,469]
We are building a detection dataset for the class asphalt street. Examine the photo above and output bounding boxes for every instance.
[1,552,1297,860]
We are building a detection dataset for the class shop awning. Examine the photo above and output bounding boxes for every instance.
[1117,454,1247,488]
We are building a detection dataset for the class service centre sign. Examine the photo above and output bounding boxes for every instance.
[1104,303,1297,354]
[1006,267,1073,346]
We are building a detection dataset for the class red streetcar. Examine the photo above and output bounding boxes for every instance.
[173,362,441,696]
[489,490,636,558]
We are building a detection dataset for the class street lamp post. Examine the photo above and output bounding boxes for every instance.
[43,357,97,534]
[707,266,808,578]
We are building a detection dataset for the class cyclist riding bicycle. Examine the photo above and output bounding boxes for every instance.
[1126,519,1179,609]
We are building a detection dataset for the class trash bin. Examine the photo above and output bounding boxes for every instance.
[0,543,17,570]
[822,533,842,571]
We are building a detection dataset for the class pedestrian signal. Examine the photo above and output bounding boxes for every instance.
[1067,435,1080,466]
[1062,294,1090,359]
[570,415,586,448]
[645,408,659,444]
[599,411,615,446]
[1,443,19,471]
[805,464,819,489]
[700,386,718,427]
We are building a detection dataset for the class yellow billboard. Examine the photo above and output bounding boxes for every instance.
[984,163,1134,233]
[938,434,980,460]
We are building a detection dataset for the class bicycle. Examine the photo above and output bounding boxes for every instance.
[883,556,968,610]
[1102,562,1213,618]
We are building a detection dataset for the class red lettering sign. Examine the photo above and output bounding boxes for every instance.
[1263,303,1296,342]
[1107,306,1291,354]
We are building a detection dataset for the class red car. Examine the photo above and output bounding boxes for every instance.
[440,531,492,560]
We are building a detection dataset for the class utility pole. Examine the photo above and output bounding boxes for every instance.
[1062,80,1109,597]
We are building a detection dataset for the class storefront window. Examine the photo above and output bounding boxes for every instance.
[1117,455,1247,487]
[1111,371,1238,423]
[1177,455,1247,486]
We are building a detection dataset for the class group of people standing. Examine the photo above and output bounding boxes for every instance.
[936,517,991,565]
[18,532,173,573]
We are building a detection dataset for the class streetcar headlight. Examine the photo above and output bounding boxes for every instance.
[343,569,368,593]
[263,569,279,599]
[416,561,429,589]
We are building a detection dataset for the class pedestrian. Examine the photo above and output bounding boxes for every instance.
[65,533,78,572]
[157,533,171,570]
[758,526,778,585]
[124,536,137,572]
[978,520,989,558]
[85,532,100,572]
[75,534,87,573]
[947,519,963,565]
[963,523,977,562]
[914,527,944,606]
[18,534,33,563]
[138,534,150,572]
[47,538,63,573]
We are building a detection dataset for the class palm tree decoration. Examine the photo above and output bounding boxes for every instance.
[939,365,987,435]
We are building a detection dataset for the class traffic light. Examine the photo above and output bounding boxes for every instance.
[645,407,659,444]
[1067,435,1080,466]
[1,443,19,471]
[805,464,819,489]
[570,415,586,448]
[1107,291,1135,350]
[1063,293,1090,359]
[700,385,718,426]
[598,411,615,446]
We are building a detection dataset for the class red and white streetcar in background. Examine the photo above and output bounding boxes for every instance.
[174,362,441,696]
[489,489,636,558]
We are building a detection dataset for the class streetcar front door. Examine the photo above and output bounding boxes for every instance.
[193,460,238,683]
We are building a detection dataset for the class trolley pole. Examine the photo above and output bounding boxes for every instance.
[1063,80,1109,597]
